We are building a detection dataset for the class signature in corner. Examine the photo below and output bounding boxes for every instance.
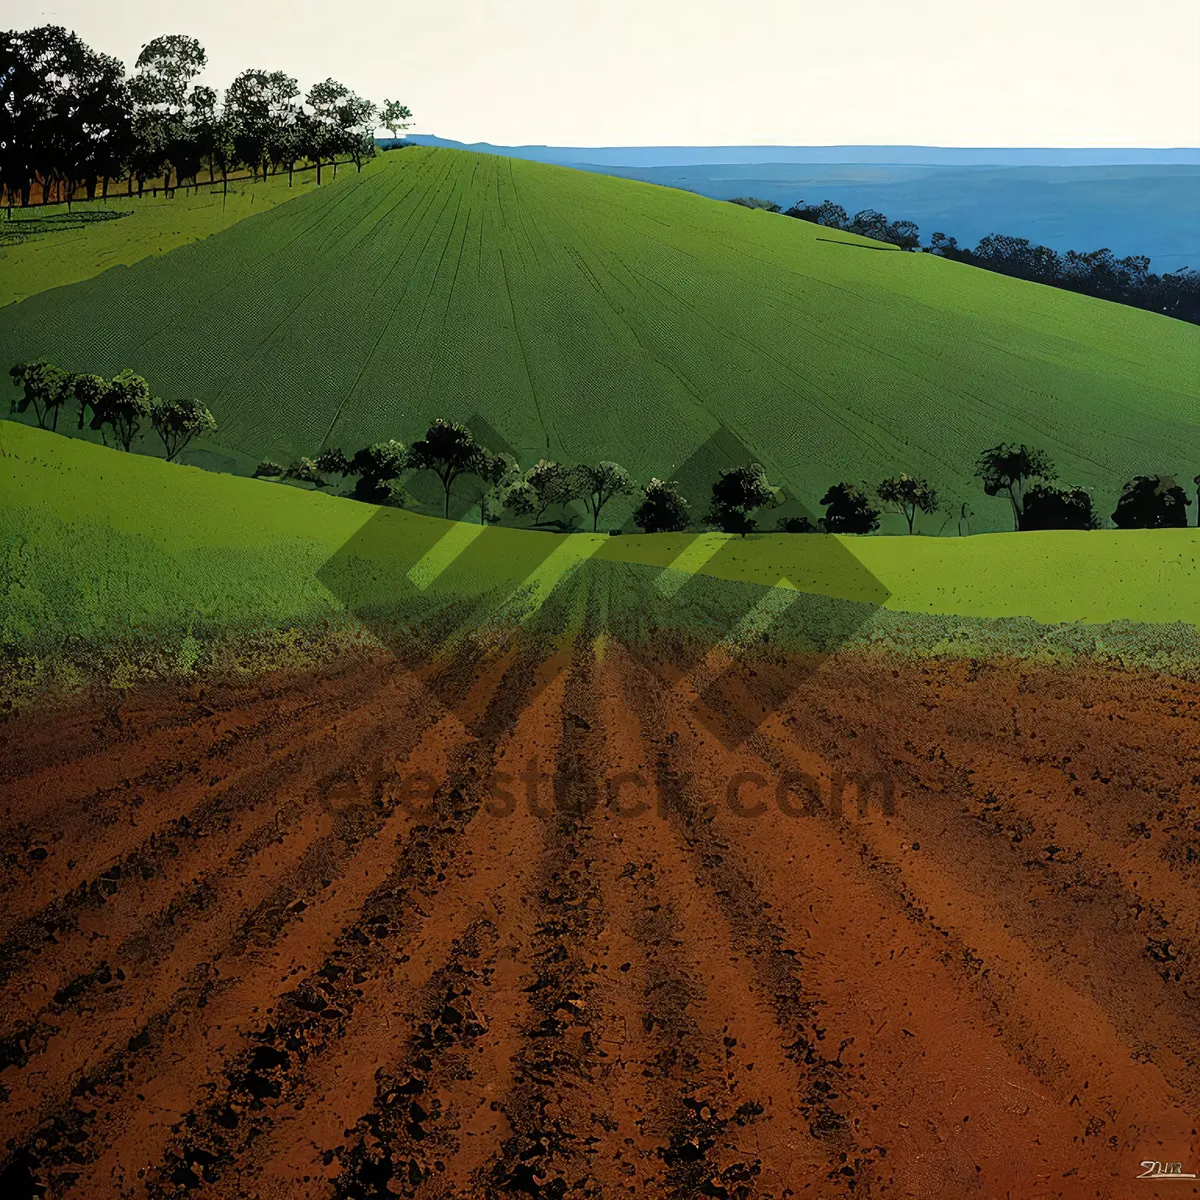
[1139,1161,1198,1180]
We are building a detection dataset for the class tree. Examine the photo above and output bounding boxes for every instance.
[1111,475,1192,529]
[777,515,822,533]
[130,34,207,193]
[284,457,330,486]
[225,70,274,182]
[1020,483,1100,531]
[506,458,580,528]
[378,99,413,140]
[407,419,495,519]
[926,231,960,257]
[974,444,1057,530]
[254,460,285,478]
[346,440,408,503]
[708,464,779,536]
[820,482,881,534]
[876,474,939,534]
[729,196,781,213]
[632,478,690,533]
[783,200,847,228]
[70,371,108,430]
[571,461,633,532]
[9,361,69,429]
[91,369,152,450]
[151,396,217,461]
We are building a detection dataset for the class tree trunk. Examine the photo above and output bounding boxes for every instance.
[316,159,322,185]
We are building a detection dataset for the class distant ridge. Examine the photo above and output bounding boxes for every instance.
[395,136,1200,168]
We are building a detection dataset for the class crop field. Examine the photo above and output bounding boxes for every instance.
[0,168,346,310]
[3,583,1199,1197]
[4,422,1199,697]
[0,147,1196,531]
[4,144,1200,1200]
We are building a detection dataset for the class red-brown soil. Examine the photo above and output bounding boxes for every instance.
[1,638,1198,1198]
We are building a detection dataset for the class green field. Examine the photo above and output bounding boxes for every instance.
[0,168,336,309]
[4,423,1197,685]
[1,147,1196,533]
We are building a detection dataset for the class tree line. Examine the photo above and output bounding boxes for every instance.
[731,196,1200,326]
[11,361,1197,533]
[263,428,1199,535]
[0,25,413,207]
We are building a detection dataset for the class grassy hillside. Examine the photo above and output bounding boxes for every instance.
[4,422,1198,653]
[0,147,1196,531]
[0,168,343,309]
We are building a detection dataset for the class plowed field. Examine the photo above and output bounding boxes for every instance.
[2,627,1198,1198]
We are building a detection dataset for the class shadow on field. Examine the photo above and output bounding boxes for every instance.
[317,425,890,751]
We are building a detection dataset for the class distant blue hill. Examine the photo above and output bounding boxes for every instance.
[387,138,1200,267]
[398,136,1200,168]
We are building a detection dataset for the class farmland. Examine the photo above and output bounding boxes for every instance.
[4,138,1200,1200]
[4,421,1198,708]
[0,169,335,310]
[2,569,1199,1196]
[1,147,1197,532]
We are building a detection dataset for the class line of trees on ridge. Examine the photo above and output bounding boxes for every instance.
[730,196,1200,325]
[11,362,1198,533]
[0,25,413,207]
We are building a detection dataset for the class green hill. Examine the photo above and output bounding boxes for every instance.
[1,146,1196,531]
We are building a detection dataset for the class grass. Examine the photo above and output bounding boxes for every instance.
[4,422,1197,665]
[0,168,344,309]
[0,147,1195,533]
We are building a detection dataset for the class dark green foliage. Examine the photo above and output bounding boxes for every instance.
[974,444,1057,530]
[821,482,881,534]
[571,461,633,532]
[777,515,822,533]
[1111,475,1192,529]
[407,419,495,518]
[284,456,329,486]
[633,478,691,533]
[1021,483,1101,530]
[253,460,285,478]
[708,464,778,537]
[150,396,216,461]
[90,368,152,450]
[877,474,939,533]
[729,197,781,213]
[9,360,69,430]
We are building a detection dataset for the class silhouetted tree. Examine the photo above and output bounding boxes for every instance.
[70,372,108,430]
[876,474,938,533]
[820,482,880,533]
[407,419,495,519]
[284,457,329,486]
[709,464,779,536]
[1020,483,1100,530]
[777,515,823,533]
[974,444,1057,530]
[572,461,633,532]
[505,459,581,528]
[9,361,69,429]
[91,369,152,450]
[1111,475,1192,529]
[150,396,216,460]
[783,200,847,228]
[632,478,690,533]
[130,34,207,194]
[729,196,781,213]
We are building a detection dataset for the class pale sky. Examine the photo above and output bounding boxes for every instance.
[26,0,1200,146]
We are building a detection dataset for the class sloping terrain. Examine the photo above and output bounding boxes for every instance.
[0,148,1196,530]
[4,422,1199,696]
